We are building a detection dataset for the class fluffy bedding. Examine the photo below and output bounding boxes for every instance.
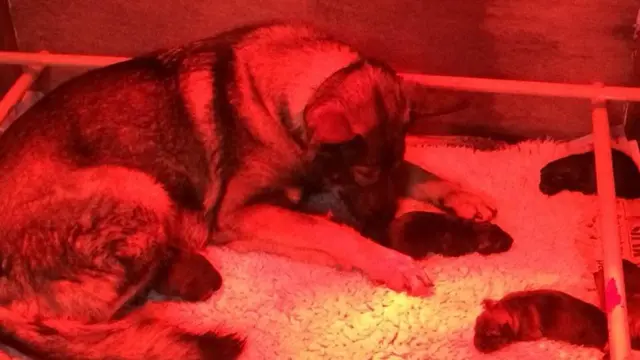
[192,139,611,359]
[1,139,626,359]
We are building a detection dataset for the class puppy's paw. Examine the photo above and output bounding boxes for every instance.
[442,189,497,222]
[360,247,434,297]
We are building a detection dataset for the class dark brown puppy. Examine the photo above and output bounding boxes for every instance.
[539,149,640,198]
[474,289,608,353]
[298,192,511,258]
[386,211,513,258]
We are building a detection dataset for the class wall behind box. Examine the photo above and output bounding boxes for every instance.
[5,0,639,140]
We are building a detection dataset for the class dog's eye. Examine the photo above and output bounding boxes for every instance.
[352,166,380,186]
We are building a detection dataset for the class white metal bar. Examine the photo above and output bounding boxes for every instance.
[3,51,640,103]
[400,73,640,102]
[592,87,632,359]
[0,51,127,68]
[0,60,46,125]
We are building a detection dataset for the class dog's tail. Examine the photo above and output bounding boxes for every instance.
[0,304,245,360]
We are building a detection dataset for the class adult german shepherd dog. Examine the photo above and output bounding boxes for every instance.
[0,23,495,359]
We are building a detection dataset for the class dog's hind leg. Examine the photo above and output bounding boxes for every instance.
[0,166,240,359]
[0,166,178,322]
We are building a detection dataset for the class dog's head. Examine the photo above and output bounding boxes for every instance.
[303,59,411,232]
[473,299,517,353]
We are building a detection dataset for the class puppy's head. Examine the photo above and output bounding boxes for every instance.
[304,59,411,231]
[539,152,596,196]
[473,222,514,255]
[473,299,517,353]
[539,149,640,198]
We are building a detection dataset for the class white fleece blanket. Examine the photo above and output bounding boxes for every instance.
[187,139,614,360]
[0,140,622,359]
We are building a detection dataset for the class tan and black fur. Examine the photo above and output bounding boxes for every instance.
[0,22,496,358]
[473,290,608,354]
[474,264,640,358]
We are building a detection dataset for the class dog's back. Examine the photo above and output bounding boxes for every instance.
[0,51,213,215]
[0,22,406,359]
[0,24,315,360]
[0,23,362,220]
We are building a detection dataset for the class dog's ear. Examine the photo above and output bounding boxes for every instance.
[305,100,357,144]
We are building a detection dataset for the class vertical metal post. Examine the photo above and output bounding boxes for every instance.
[592,86,632,360]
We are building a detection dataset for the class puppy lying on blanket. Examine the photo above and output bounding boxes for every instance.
[387,211,512,258]
[475,261,640,358]
[539,149,640,198]
[473,289,608,353]
[298,190,513,259]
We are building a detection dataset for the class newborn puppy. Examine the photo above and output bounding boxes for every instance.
[297,189,513,258]
[387,211,513,258]
[539,149,640,198]
[474,289,608,353]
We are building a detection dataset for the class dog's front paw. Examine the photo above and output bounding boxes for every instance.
[360,248,434,296]
[441,189,497,222]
